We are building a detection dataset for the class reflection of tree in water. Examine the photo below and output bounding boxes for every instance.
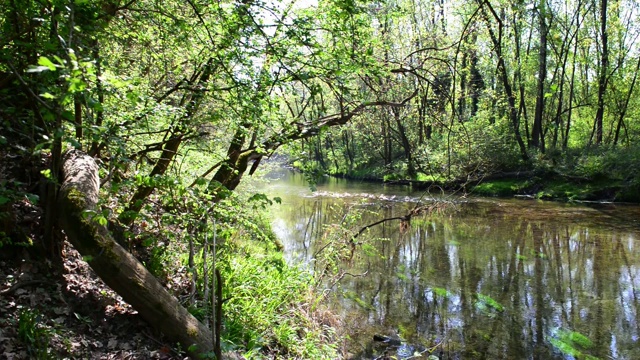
[268,182,640,358]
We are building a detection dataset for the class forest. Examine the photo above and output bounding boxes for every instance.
[1,0,639,358]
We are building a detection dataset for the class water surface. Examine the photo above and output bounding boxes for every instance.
[265,170,640,359]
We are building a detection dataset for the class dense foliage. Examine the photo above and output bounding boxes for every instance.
[1,0,380,357]
[1,0,640,357]
[289,0,640,201]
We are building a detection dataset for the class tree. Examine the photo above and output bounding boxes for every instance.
[1,0,416,356]
[593,0,609,145]
[58,150,215,357]
[531,0,548,151]
[477,0,529,161]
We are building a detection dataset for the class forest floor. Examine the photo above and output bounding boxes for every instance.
[0,148,188,359]
[0,242,187,359]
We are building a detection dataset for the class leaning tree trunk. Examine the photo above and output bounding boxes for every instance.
[57,149,214,357]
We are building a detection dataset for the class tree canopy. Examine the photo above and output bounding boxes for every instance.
[2,0,640,357]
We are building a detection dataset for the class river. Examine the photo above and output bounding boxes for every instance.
[263,169,640,359]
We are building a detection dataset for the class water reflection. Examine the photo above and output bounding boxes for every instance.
[266,170,640,359]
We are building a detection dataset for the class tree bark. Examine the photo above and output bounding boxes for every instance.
[593,0,608,145]
[531,0,547,151]
[392,107,416,177]
[58,149,214,357]
[479,0,529,161]
[613,55,640,146]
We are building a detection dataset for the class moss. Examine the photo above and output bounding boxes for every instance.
[186,324,199,338]
[66,188,88,210]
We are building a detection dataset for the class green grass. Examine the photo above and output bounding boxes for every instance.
[221,243,339,359]
[535,179,620,201]
[472,179,527,197]
[472,176,635,202]
[383,173,402,181]
[17,308,53,359]
[414,173,440,182]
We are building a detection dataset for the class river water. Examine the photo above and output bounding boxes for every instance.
[264,169,640,359]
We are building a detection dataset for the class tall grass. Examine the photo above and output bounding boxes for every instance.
[220,246,339,359]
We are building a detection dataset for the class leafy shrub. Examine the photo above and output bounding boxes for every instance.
[574,145,640,181]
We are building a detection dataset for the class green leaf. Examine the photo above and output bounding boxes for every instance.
[67,49,77,61]
[25,194,39,204]
[53,55,65,65]
[432,287,451,298]
[68,77,87,92]
[67,137,82,149]
[475,293,504,312]
[0,196,10,206]
[37,56,57,71]
[557,329,593,349]
[550,337,582,357]
[96,216,108,226]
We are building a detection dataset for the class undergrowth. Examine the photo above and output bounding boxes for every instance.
[221,246,339,359]
[136,185,340,359]
[17,308,53,359]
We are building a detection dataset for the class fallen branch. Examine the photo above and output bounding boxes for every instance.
[351,204,437,242]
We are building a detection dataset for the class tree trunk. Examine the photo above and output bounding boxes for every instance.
[479,0,529,161]
[120,59,215,226]
[469,42,483,118]
[564,30,580,150]
[613,55,640,146]
[119,133,183,226]
[531,0,547,151]
[382,115,392,170]
[58,149,214,357]
[392,107,415,177]
[594,0,608,145]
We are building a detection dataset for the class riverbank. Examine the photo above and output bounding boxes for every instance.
[265,169,640,359]
[326,169,640,203]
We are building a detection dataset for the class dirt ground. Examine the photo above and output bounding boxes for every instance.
[0,241,186,360]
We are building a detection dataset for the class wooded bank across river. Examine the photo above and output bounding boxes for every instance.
[3,0,640,358]
[315,168,639,204]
